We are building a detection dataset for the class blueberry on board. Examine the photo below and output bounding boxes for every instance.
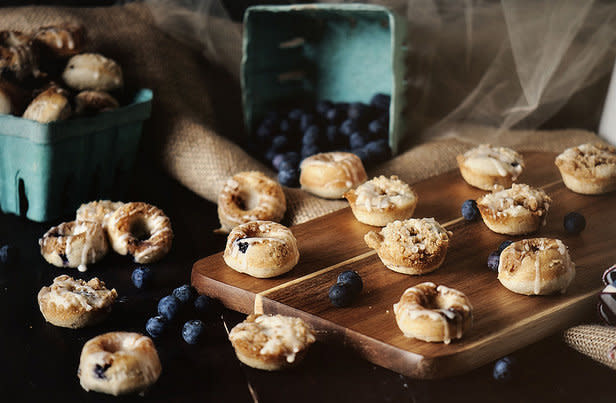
[328,283,355,307]
[303,125,321,146]
[487,251,500,272]
[131,266,152,289]
[370,93,391,110]
[325,107,342,123]
[300,114,316,132]
[301,143,320,160]
[173,284,196,304]
[349,132,367,149]
[493,356,517,382]
[564,212,586,235]
[182,319,205,344]
[602,265,616,286]
[288,108,303,121]
[337,270,363,295]
[278,168,300,187]
[316,100,333,115]
[146,315,166,338]
[497,240,514,253]
[158,295,181,321]
[340,119,358,136]
[271,135,289,152]
[0,244,18,266]
[461,200,479,221]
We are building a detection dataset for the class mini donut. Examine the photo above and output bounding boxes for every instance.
[74,90,119,116]
[364,218,451,275]
[39,220,109,272]
[0,30,39,79]
[223,221,299,278]
[228,313,316,371]
[476,183,551,235]
[76,200,125,229]
[22,85,72,123]
[393,282,472,344]
[32,23,86,58]
[106,202,173,264]
[555,143,616,195]
[344,175,417,226]
[498,238,575,295]
[38,274,117,329]
[456,144,524,190]
[217,171,286,233]
[300,152,367,199]
[62,53,123,92]
[78,332,162,396]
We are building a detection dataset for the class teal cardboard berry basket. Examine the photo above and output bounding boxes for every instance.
[242,3,407,154]
[0,88,152,222]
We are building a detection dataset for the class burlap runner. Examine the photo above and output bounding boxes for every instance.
[564,325,616,370]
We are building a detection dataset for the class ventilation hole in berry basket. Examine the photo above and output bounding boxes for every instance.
[278,71,305,82]
[279,37,305,48]
[18,178,28,217]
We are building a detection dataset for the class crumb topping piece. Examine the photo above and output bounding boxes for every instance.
[352,175,416,212]
[555,143,616,178]
[41,274,117,311]
[478,184,551,217]
[379,218,450,256]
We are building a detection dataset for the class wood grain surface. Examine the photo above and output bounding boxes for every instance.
[192,151,615,379]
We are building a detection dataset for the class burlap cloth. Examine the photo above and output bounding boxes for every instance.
[564,325,616,370]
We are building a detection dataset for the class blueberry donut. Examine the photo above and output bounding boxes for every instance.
[33,23,86,58]
[300,152,367,199]
[74,90,119,116]
[457,144,524,190]
[22,85,72,123]
[217,171,286,233]
[106,202,173,263]
[38,274,117,328]
[39,220,109,272]
[78,332,162,396]
[0,30,39,79]
[62,53,123,92]
[555,143,616,195]
[76,200,125,229]
[223,221,299,278]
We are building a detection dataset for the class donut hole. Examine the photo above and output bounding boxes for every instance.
[129,216,152,242]
[100,338,121,353]
[233,191,259,212]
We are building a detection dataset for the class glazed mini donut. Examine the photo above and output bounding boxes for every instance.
[32,23,86,58]
[76,200,125,229]
[300,152,367,199]
[456,144,524,190]
[38,274,117,329]
[62,53,123,92]
[39,220,109,272]
[22,85,72,123]
[228,313,316,371]
[555,143,616,195]
[476,183,551,235]
[74,90,119,116]
[223,221,299,278]
[364,218,451,275]
[0,30,39,79]
[498,238,575,295]
[217,171,286,233]
[344,175,417,226]
[106,202,173,264]
[393,282,472,344]
[78,332,162,396]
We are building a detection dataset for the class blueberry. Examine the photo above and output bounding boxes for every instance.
[602,265,616,286]
[0,244,18,266]
[279,119,292,134]
[368,119,386,136]
[300,114,316,132]
[158,295,181,321]
[264,148,277,163]
[564,212,586,235]
[173,284,196,304]
[146,315,166,338]
[301,143,320,159]
[349,132,367,149]
[194,295,217,315]
[278,168,300,187]
[461,200,479,221]
[271,135,289,152]
[182,319,205,344]
[316,100,333,115]
[131,266,152,289]
[351,148,370,164]
[326,125,346,148]
[340,119,358,136]
[337,270,363,295]
[487,251,500,272]
[282,151,300,167]
[288,108,303,121]
[328,283,355,307]
[256,124,273,145]
[272,153,287,171]
[325,108,342,123]
[278,160,296,172]
[364,139,391,163]
[493,356,516,382]
[347,102,367,121]
[237,241,249,253]
[303,125,321,146]
[497,240,514,253]
[94,363,111,379]
[370,93,391,110]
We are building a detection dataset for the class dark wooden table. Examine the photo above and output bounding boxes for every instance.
[1,162,613,402]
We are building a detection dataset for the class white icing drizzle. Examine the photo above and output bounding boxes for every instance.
[462,144,524,178]
[41,274,116,311]
[300,152,365,190]
[478,183,550,218]
[352,175,416,212]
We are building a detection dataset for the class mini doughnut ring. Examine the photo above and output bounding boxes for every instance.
[74,90,119,116]
[76,200,125,229]
[78,332,162,396]
[217,171,286,233]
[39,220,109,272]
[22,85,72,123]
[62,53,123,92]
[106,202,173,264]
[33,23,86,58]
[300,152,367,199]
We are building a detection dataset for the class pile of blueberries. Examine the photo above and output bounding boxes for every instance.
[253,93,392,187]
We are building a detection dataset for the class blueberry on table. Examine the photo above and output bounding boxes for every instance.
[349,132,367,149]
[370,93,391,110]
[487,251,500,272]
[182,320,205,344]
[173,284,196,304]
[278,168,300,187]
[492,356,517,382]
[497,240,514,253]
[337,270,363,295]
[131,266,152,289]
[564,212,586,235]
[0,244,18,266]
[146,315,166,338]
[328,283,355,307]
[461,200,479,221]
[158,295,181,321]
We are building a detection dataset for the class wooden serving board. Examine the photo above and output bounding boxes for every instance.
[191,152,616,379]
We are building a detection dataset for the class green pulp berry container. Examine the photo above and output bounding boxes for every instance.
[242,3,407,154]
[0,88,152,222]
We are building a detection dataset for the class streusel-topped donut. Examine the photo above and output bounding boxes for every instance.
[76,200,125,229]
[364,218,452,275]
[555,143,616,195]
[300,152,367,199]
[477,184,551,235]
[228,314,316,371]
[457,144,524,190]
[498,238,575,295]
[38,274,117,328]
[344,175,418,226]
